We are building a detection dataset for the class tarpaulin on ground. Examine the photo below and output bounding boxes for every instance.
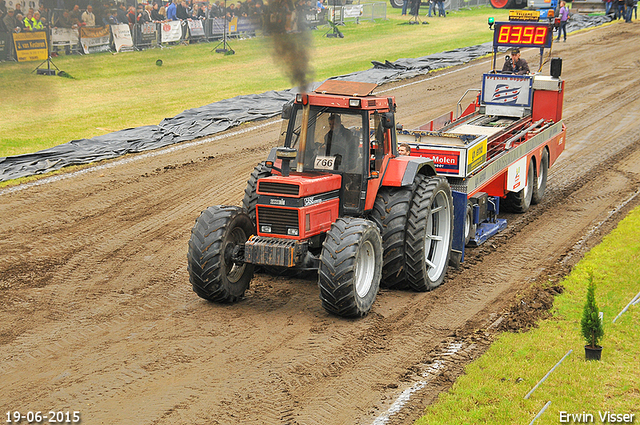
[0,14,612,182]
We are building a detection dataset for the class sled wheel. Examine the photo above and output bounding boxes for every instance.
[532,149,549,205]
[318,217,383,317]
[405,175,454,292]
[464,201,476,246]
[370,186,414,289]
[187,205,255,303]
[503,157,535,213]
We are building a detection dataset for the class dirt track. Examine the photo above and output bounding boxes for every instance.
[2,21,640,425]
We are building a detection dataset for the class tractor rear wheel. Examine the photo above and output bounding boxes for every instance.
[405,175,454,292]
[242,162,272,223]
[318,217,383,317]
[532,149,549,205]
[370,186,413,289]
[503,157,535,213]
[187,206,255,303]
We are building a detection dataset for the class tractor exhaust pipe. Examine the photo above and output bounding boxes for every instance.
[297,102,311,172]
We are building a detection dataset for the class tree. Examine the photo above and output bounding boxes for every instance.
[580,272,604,348]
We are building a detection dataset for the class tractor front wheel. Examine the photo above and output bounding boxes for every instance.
[318,218,383,317]
[187,206,255,303]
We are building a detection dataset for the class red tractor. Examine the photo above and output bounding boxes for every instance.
[187,80,454,317]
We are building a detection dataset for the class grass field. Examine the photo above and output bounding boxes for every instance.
[0,5,509,158]
[415,207,640,424]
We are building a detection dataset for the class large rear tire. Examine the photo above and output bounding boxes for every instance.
[503,157,535,213]
[318,218,383,317]
[370,186,413,289]
[187,206,255,303]
[405,176,454,292]
[490,0,515,8]
[531,149,549,205]
[389,0,404,8]
[242,162,272,223]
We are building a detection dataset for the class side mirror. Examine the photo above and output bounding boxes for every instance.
[281,101,293,120]
[381,112,394,129]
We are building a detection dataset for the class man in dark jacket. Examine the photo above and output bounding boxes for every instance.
[501,48,530,75]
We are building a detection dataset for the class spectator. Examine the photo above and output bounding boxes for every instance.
[196,3,207,18]
[22,10,35,29]
[81,5,96,26]
[15,12,25,30]
[427,0,435,17]
[0,9,6,32]
[3,7,17,32]
[158,5,167,19]
[13,3,22,18]
[604,0,614,14]
[616,0,625,18]
[401,0,408,16]
[436,0,445,16]
[556,0,569,41]
[150,2,164,20]
[398,143,411,156]
[166,0,177,20]
[137,4,151,22]
[625,0,633,20]
[116,3,128,23]
[127,5,136,25]
[69,5,82,25]
[54,9,73,27]
[176,0,190,19]
[103,9,118,24]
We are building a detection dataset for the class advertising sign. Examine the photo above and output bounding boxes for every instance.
[13,31,48,62]
[0,33,11,61]
[423,149,461,175]
[51,27,80,48]
[482,74,533,108]
[507,156,528,192]
[467,138,487,174]
[161,20,182,43]
[80,26,111,54]
[187,20,205,37]
[111,24,134,52]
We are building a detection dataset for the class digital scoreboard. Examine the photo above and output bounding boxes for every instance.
[493,22,553,49]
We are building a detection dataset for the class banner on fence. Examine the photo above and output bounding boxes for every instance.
[343,4,363,18]
[111,24,134,52]
[138,22,158,46]
[228,16,238,32]
[0,33,11,61]
[187,20,205,37]
[161,20,182,43]
[13,31,48,62]
[51,27,80,47]
[80,26,111,54]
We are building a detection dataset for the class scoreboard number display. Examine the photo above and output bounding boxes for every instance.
[493,22,553,48]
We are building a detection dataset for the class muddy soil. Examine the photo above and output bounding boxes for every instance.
[2,21,640,425]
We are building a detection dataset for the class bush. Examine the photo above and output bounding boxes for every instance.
[580,272,604,348]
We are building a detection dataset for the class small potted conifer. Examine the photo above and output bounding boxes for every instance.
[581,272,604,361]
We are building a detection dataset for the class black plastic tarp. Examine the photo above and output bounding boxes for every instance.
[0,14,611,182]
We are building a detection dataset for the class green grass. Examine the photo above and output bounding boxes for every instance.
[415,206,640,424]
[0,5,509,158]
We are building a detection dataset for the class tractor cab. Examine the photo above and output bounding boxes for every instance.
[266,81,396,217]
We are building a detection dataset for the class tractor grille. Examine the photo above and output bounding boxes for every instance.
[257,206,299,235]
[258,181,300,196]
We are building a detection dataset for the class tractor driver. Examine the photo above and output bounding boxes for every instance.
[314,113,357,171]
[501,47,530,75]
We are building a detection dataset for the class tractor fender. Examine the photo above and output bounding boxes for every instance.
[381,156,437,188]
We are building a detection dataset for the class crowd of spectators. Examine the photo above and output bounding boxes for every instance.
[0,0,327,35]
